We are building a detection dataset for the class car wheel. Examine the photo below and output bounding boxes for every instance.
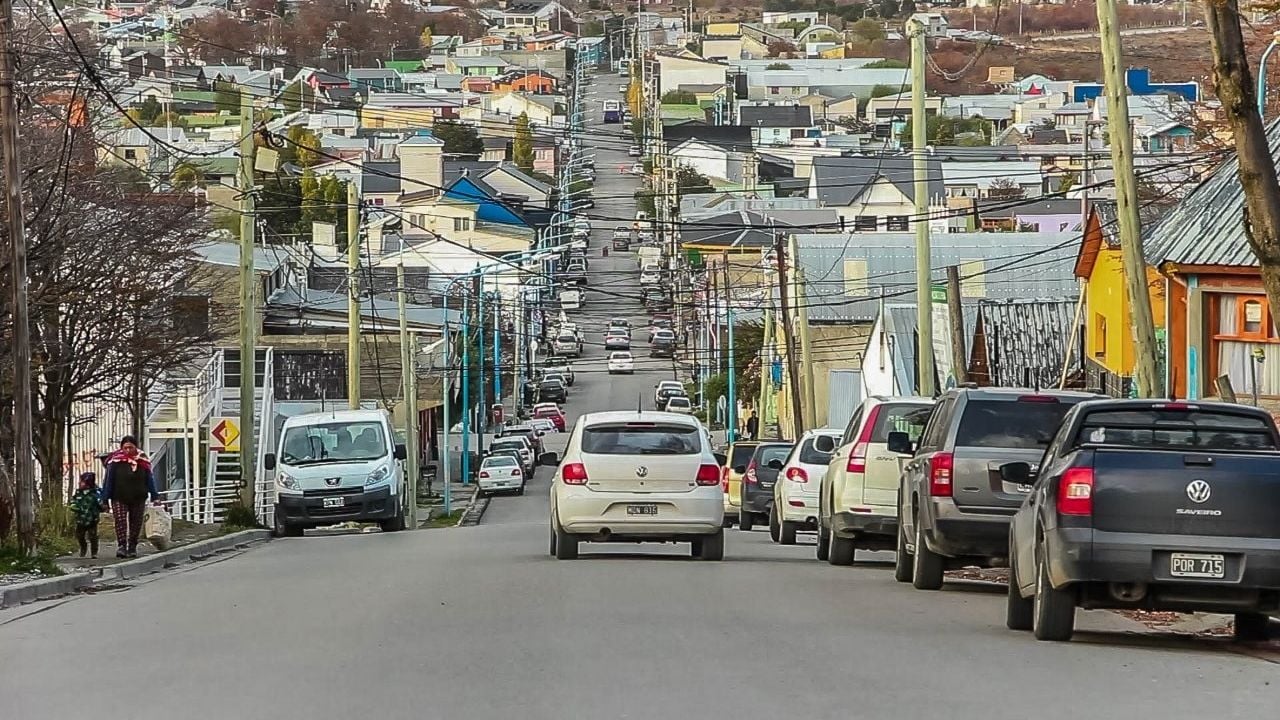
[739,511,754,532]
[911,512,945,590]
[815,520,830,561]
[273,511,303,538]
[697,529,725,561]
[768,505,781,543]
[1006,538,1034,631]
[548,522,557,556]
[828,533,855,566]
[379,509,406,533]
[892,519,913,582]
[721,514,734,529]
[779,520,798,545]
[554,521,578,560]
[1233,613,1272,642]
[517,485,525,496]
[1032,544,1076,641]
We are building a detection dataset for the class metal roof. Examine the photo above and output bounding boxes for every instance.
[794,231,1079,322]
[810,155,945,207]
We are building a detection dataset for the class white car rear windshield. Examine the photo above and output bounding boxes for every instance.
[582,423,701,455]
[492,439,527,451]
[484,456,518,467]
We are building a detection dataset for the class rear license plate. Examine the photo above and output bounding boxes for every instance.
[1170,553,1225,579]
[626,504,658,516]
[322,497,346,508]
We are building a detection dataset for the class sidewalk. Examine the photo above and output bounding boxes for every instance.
[55,517,224,574]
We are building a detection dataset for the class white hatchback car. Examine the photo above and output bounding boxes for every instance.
[546,411,725,560]
[607,351,635,374]
[771,428,842,545]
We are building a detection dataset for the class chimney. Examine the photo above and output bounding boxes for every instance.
[398,134,445,195]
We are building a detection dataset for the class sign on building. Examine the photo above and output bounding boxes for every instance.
[210,417,241,453]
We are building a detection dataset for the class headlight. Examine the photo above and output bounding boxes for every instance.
[366,464,393,487]
[276,473,299,491]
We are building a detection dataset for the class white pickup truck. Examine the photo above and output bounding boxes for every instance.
[636,246,661,269]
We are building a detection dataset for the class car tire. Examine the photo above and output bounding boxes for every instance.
[273,511,303,538]
[816,520,830,561]
[911,513,945,590]
[697,529,725,561]
[779,520,798,545]
[1032,544,1076,641]
[1006,544,1034,631]
[379,509,406,533]
[1233,613,1272,642]
[828,534,855,566]
[548,523,557,556]
[739,511,754,532]
[893,520,913,582]
[768,505,781,543]
[554,521,578,560]
[517,485,525,496]
[721,514,734,529]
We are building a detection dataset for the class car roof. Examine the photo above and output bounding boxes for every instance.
[482,454,517,463]
[657,380,682,387]
[944,387,1102,401]
[579,410,700,428]
[667,396,691,403]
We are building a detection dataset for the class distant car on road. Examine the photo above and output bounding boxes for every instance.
[607,351,635,375]
[1005,399,1280,642]
[528,418,558,435]
[604,331,631,351]
[736,442,794,532]
[488,436,534,474]
[546,411,725,560]
[532,403,566,432]
[537,379,568,405]
[478,454,525,497]
[628,145,642,157]
[629,162,644,175]
[772,428,841,545]
[664,395,692,414]
[649,329,676,357]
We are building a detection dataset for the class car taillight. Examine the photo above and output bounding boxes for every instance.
[1057,467,1094,516]
[696,464,720,486]
[745,463,758,484]
[513,468,522,476]
[928,453,953,497]
[720,465,729,492]
[562,462,588,485]
[785,466,808,483]
[479,471,490,478]
[847,405,881,473]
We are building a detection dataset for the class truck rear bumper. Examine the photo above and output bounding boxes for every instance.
[1048,527,1280,592]
[833,511,897,538]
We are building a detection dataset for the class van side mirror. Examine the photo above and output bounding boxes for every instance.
[394,444,408,460]
[886,431,914,455]
[539,451,560,466]
[1000,461,1035,485]
[814,435,836,453]
[264,453,276,470]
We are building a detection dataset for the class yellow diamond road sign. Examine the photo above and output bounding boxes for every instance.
[211,418,241,453]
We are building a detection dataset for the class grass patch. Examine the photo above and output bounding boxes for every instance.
[0,545,64,577]
[427,510,465,527]
[221,503,261,533]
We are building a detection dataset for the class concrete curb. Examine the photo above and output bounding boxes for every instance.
[457,490,488,527]
[1,572,95,609]
[98,529,271,582]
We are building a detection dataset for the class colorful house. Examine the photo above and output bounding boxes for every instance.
[494,69,557,94]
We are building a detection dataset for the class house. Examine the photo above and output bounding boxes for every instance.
[656,54,728,95]
[398,194,533,255]
[480,136,509,162]
[447,56,510,76]
[669,138,747,185]
[461,76,495,93]
[1142,122,1196,153]
[940,159,1044,200]
[488,92,556,125]
[574,36,605,65]
[681,209,840,253]
[361,160,405,208]
[975,198,1081,234]
[864,92,941,138]
[746,69,812,103]
[360,93,463,128]
[702,35,745,62]
[494,69,557,94]
[500,1,574,34]
[121,50,164,80]
[347,68,404,93]
[739,105,819,146]
[808,155,946,230]
[99,127,189,170]
[456,36,509,58]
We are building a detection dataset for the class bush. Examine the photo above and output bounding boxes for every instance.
[222,503,260,530]
[0,544,64,576]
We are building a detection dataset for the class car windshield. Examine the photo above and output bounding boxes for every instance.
[728,443,757,468]
[483,455,518,467]
[871,403,934,443]
[754,444,793,466]
[1076,408,1279,450]
[799,435,838,464]
[280,421,388,466]
[582,422,701,455]
[491,440,526,451]
[955,399,1080,449]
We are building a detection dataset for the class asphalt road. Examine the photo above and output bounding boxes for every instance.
[3,71,1279,720]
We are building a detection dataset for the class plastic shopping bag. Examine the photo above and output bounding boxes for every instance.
[144,504,173,551]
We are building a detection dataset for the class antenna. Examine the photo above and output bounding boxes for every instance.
[638,393,643,414]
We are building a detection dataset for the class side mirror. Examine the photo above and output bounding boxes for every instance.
[713,452,727,466]
[1000,461,1036,485]
[732,465,747,475]
[886,431,914,455]
[767,458,784,471]
[536,431,546,437]
[539,451,560,466]
[814,435,837,453]
[264,453,276,471]
[394,444,408,460]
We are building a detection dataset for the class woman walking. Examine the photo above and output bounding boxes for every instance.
[100,435,159,558]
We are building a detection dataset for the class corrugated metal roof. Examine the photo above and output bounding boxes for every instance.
[794,231,1079,322]
[811,155,945,207]
[1143,120,1280,268]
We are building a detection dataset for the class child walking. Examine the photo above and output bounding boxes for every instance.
[69,472,105,558]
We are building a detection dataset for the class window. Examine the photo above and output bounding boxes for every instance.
[453,217,472,231]
[581,423,701,455]
[955,399,1078,450]
[886,215,909,231]
[1242,299,1266,338]
[124,149,137,160]
[171,295,210,338]
[1094,313,1107,358]
[768,86,780,94]
[1217,294,1275,341]
[853,215,877,231]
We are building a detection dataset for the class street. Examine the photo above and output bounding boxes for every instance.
[2,73,1279,720]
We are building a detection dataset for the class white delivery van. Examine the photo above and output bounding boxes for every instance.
[637,245,661,269]
[265,409,407,536]
[560,288,582,310]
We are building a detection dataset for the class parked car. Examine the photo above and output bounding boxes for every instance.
[553,333,580,358]
[817,397,935,564]
[477,454,525,497]
[719,441,759,528]
[895,387,1101,591]
[629,162,645,175]
[537,379,568,404]
[612,235,630,251]
[628,145,642,157]
[547,411,724,560]
[488,436,534,474]
[640,265,661,285]
[647,318,673,342]
[532,402,567,432]
[772,428,842,545]
[1003,399,1280,641]
[665,395,692,414]
[543,361,574,386]
[654,380,684,409]
[604,331,631,351]
[736,442,794,532]
[528,418,558,435]
[498,424,544,456]
[650,330,676,358]
[607,351,635,375]
[559,288,583,310]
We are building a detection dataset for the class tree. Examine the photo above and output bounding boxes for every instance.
[661,90,697,104]
[862,58,907,69]
[433,119,484,155]
[151,111,187,128]
[419,25,433,48]
[1203,0,1280,328]
[898,115,990,147]
[986,177,1025,200]
[171,163,205,191]
[132,96,163,125]
[281,125,322,167]
[213,80,241,115]
[676,165,715,196]
[851,18,885,41]
[280,80,315,113]
[321,176,349,249]
[767,40,798,58]
[512,112,534,171]
[765,62,792,70]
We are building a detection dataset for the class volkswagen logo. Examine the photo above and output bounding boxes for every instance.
[1186,479,1212,504]
[325,477,341,487]
[635,466,648,478]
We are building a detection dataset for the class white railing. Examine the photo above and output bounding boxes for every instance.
[194,349,225,424]
[254,347,276,525]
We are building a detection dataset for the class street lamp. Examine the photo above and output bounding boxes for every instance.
[1259,30,1280,117]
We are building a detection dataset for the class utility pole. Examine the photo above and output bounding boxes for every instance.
[461,290,471,485]
[724,254,737,444]
[1096,0,1160,396]
[945,266,968,385]
[476,276,486,437]
[758,304,774,438]
[775,232,805,439]
[493,292,501,424]
[790,233,817,430]
[441,314,453,517]
[397,258,419,529]
[346,179,362,409]
[236,89,257,509]
[907,15,937,398]
[1,0,35,551]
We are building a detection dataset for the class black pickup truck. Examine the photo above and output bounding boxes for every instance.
[1004,399,1280,642]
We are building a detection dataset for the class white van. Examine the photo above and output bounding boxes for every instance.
[265,409,408,536]
[560,288,582,310]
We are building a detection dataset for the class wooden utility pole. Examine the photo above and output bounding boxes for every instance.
[775,232,805,439]
[1096,0,1160,396]
[757,304,774,435]
[1,0,35,551]
[397,259,419,529]
[790,233,817,430]
[945,266,968,385]
[347,180,362,409]
[907,14,937,397]
[236,89,257,509]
